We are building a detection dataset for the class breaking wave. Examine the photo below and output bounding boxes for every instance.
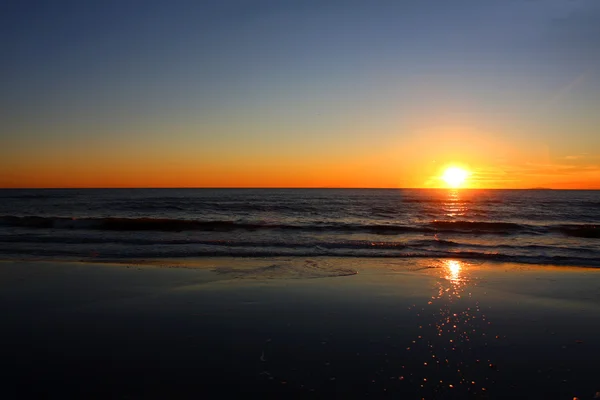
[1,215,589,237]
[0,233,598,267]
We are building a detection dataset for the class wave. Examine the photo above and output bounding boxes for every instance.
[0,194,61,200]
[555,224,600,238]
[3,234,597,255]
[2,234,596,255]
[0,215,428,233]
[104,200,321,214]
[1,215,597,238]
[0,235,456,249]
[428,220,525,232]
[1,245,598,268]
[1,232,598,268]
[0,216,262,232]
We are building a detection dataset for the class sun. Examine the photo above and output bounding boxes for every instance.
[441,167,469,188]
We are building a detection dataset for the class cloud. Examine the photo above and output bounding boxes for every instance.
[564,154,584,160]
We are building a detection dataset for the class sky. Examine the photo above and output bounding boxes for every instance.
[2,0,600,188]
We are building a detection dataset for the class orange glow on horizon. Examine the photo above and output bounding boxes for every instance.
[1,145,600,189]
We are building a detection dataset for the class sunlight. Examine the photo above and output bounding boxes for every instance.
[441,167,469,188]
[445,260,462,282]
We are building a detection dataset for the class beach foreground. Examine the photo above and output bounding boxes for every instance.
[2,258,599,399]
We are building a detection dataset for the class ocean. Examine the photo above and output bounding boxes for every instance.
[1,188,599,267]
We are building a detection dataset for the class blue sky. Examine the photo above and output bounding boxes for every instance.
[2,0,599,187]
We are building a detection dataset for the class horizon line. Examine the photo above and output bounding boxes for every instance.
[0,186,593,191]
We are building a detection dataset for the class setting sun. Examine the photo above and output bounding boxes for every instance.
[441,167,469,188]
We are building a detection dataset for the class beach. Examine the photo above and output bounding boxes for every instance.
[2,258,599,398]
[4,0,600,397]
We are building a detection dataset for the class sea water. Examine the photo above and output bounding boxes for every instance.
[0,188,598,267]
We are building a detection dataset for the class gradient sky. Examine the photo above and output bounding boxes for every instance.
[2,0,600,188]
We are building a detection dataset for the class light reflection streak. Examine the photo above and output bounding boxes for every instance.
[442,189,469,218]
[446,260,461,283]
[403,259,499,398]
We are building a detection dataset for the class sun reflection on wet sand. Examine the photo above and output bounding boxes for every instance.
[404,259,500,398]
[445,260,462,283]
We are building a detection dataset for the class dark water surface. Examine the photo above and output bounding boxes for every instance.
[1,188,599,267]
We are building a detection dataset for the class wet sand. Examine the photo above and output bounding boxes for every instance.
[1,258,600,399]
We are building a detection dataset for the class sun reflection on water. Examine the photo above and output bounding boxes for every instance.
[442,189,469,218]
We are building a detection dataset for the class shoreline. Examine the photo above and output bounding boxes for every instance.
[3,253,600,271]
[2,258,599,398]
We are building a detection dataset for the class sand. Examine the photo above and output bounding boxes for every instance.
[1,258,599,398]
